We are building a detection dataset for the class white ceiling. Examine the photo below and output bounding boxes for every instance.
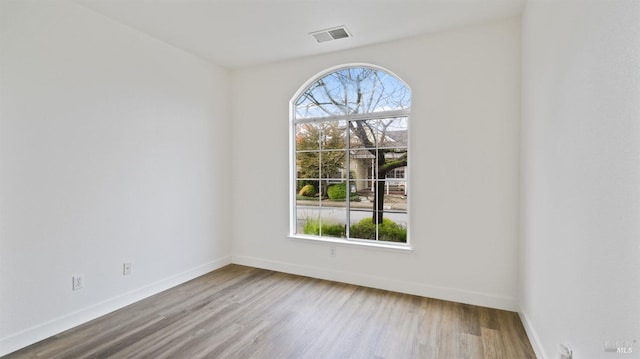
[75,0,525,69]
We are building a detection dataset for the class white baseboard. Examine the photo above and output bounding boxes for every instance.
[231,255,518,311]
[519,309,548,359]
[0,256,231,357]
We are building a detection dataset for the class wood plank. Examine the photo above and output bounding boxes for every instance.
[481,327,507,359]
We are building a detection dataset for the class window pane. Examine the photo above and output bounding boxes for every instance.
[350,149,376,180]
[297,180,319,199]
[349,210,376,241]
[320,121,346,150]
[297,205,346,238]
[378,117,408,149]
[383,173,407,194]
[296,123,320,151]
[379,150,407,181]
[320,150,346,180]
[296,209,318,236]
[351,179,373,199]
[323,182,350,202]
[319,207,346,238]
[349,120,377,149]
[380,192,407,243]
[296,152,319,179]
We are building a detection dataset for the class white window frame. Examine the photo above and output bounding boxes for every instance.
[289,64,412,250]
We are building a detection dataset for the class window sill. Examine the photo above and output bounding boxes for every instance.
[288,234,414,253]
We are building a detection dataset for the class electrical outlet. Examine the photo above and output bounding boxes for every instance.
[330,247,336,257]
[72,275,84,291]
[123,263,132,276]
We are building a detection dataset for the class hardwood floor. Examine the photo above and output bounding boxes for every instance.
[4,265,536,359]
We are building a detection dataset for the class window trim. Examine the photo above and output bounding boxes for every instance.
[288,234,414,252]
[289,63,411,249]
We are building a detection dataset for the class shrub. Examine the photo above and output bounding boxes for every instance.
[303,218,345,238]
[350,218,407,242]
[303,218,321,235]
[349,217,376,239]
[326,183,359,201]
[378,219,407,242]
[323,224,346,237]
[327,183,347,200]
[298,184,317,197]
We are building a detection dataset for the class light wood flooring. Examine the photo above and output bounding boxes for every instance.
[4,264,535,358]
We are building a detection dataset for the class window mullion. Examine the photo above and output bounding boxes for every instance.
[318,129,323,237]
[345,118,351,239]
[375,140,379,242]
[294,110,409,124]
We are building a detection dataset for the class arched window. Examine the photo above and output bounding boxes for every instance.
[291,65,411,245]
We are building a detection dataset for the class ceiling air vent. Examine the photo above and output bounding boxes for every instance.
[310,26,351,43]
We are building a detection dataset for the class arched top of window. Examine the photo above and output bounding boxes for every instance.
[294,65,411,121]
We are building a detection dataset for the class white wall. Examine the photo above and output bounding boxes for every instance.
[0,1,232,355]
[520,1,640,358]
[231,18,521,310]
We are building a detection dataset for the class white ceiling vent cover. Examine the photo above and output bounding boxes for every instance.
[310,26,351,43]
